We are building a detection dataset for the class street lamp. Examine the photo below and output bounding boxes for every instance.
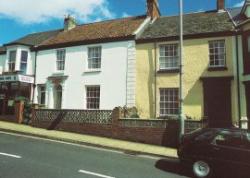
[179,0,185,141]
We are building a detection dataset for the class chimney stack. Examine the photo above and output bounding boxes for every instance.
[147,0,160,20]
[217,0,225,12]
[64,15,77,31]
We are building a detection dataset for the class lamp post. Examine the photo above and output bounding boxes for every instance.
[179,0,185,141]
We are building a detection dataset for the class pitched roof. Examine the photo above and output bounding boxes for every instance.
[37,15,146,50]
[227,7,244,25]
[137,10,235,42]
[5,29,61,47]
[0,46,6,54]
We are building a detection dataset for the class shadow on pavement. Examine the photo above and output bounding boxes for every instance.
[155,158,193,178]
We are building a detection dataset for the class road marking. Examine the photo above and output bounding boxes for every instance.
[78,169,115,178]
[0,152,21,159]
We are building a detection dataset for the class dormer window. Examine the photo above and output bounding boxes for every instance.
[20,50,28,74]
[8,50,16,72]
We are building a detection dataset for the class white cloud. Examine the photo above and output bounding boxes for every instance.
[0,0,115,24]
[122,12,131,18]
[233,0,244,8]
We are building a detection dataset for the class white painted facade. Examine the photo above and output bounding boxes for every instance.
[34,40,137,110]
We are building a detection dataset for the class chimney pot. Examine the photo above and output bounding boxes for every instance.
[217,0,225,11]
[64,15,77,31]
[147,0,160,20]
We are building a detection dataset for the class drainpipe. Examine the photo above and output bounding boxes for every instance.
[32,50,37,104]
[154,41,157,118]
[179,0,185,139]
[235,33,242,128]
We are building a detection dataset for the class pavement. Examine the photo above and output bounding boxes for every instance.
[0,121,178,158]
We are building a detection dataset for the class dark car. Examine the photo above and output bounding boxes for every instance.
[178,128,250,178]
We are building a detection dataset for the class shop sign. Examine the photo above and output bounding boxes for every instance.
[0,74,34,84]
[0,75,17,82]
[18,75,34,84]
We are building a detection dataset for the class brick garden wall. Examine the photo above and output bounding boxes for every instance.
[32,108,205,147]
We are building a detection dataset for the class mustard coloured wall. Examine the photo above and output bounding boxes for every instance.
[136,36,238,123]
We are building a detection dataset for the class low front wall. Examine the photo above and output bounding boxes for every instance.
[32,108,205,147]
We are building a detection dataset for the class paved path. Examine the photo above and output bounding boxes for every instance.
[0,132,190,178]
[0,121,177,158]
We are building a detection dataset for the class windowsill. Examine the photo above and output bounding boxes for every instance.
[158,115,178,119]
[84,69,101,73]
[208,66,228,71]
[157,68,180,74]
[53,71,65,76]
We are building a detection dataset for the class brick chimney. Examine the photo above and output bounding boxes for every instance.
[64,15,77,31]
[147,0,160,20]
[217,0,225,11]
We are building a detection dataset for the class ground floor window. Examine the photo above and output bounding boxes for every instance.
[86,86,100,109]
[38,85,46,105]
[159,88,179,116]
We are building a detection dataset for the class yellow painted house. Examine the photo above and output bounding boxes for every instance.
[135,1,244,128]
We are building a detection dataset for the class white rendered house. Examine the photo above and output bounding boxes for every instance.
[33,14,153,110]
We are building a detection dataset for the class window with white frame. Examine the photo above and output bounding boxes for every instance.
[159,44,179,70]
[160,88,179,116]
[39,85,46,105]
[20,50,28,73]
[56,49,66,71]
[8,50,16,72]
[88,47,101,69]
[86,86,100,109]
[209,40,226,67]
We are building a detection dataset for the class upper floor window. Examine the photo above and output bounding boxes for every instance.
[209,40,226,68]
[86,86,100,109]
[56,49,66,71]
[8,50,16,72]
[159,88,179,116]
[88,47,101,70]
[20,51,28,73]
[159,44,179,70]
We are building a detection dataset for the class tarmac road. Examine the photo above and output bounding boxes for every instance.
[0,132,190,178]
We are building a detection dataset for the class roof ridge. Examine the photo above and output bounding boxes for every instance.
[27,28,62,36]
[159,10,227,19]
[77,14,147,27]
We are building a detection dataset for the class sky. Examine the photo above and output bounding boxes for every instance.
[0,0,245,45]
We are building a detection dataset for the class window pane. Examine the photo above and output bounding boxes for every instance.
[88,47,101,69]
[209,40,225,67]
[159,88,179,116]
[56,49,66,71]
[159,44,179,70]
[86,86,100,109]
[39,85,46,105]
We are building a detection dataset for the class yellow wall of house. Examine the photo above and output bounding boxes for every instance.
[136,36,238,122]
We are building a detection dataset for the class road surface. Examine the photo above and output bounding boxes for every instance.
[0,131,190,178]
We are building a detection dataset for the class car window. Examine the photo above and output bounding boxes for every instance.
[246,132,250,142]
[242,131,250,149]
[195,130,215,142]
[212,130,242,148]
